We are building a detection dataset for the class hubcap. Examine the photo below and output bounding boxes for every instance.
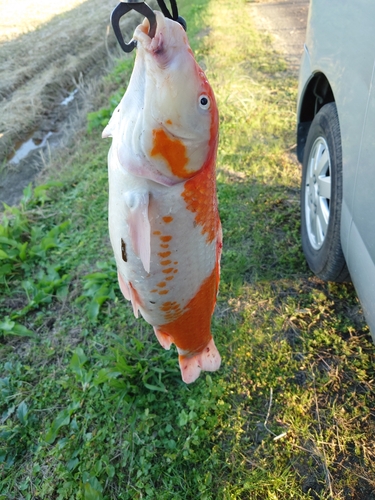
[304,137,331,250]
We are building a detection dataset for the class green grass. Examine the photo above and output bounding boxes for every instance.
[1,0,375,498]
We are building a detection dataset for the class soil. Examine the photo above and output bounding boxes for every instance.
[0,92,87,207]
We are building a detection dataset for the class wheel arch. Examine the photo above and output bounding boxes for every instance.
[297,72,335,162]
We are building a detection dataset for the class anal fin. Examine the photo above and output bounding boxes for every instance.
[153,327,173,350]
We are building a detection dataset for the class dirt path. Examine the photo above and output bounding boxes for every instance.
[249,0,309,73]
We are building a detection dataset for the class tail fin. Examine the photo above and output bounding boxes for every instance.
[178,338,221,384]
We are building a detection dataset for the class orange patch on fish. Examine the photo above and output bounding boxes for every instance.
[162,268,174,274]
[157,264,219,353]
[157,281,167,288]
[160,259,172,266]
[162,216,173,223]
[160,243,169,249]
[159,290,169,295]
[158,251,171,258]
[161,301,182,322]
[165,276,174,281]
[150,129,192,179]
[160,235,172,242]
[182,89,219,243]
[182,164,218,243]
[160,301,177,312]
[153,230,162,235]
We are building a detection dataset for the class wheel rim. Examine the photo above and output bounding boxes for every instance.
[304,136,331,250]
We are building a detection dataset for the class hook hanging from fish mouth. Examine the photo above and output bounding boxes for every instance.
[111,0,187,53]
[111,1,157,53]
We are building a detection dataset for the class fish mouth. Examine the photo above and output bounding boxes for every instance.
[133,11,181,67]
[134,12,166,55]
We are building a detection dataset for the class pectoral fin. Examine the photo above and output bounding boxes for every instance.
[124,191,151,273]
[102,105,121,138]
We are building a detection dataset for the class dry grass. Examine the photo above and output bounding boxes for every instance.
[0,0,89,42]
[0,0,147,162]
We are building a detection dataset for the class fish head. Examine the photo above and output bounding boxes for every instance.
[109,11,218,185]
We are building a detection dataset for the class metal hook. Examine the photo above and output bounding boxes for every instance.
[111,1,157,53]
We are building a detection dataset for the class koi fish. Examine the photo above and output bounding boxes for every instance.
[103,10,222,383]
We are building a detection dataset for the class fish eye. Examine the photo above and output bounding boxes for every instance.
[199,94,210,110]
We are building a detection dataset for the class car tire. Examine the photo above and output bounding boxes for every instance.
[301,102,350,282]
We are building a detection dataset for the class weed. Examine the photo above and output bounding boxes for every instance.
[78,262,118,323]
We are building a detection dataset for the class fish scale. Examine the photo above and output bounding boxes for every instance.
[103,10,222,383]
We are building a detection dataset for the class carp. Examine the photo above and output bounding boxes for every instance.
[103,10,222,383]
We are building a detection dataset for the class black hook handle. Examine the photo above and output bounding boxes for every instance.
[153,0,187,31]
[111,1,157,53]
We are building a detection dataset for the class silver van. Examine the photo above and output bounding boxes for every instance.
[297,0,375,339]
